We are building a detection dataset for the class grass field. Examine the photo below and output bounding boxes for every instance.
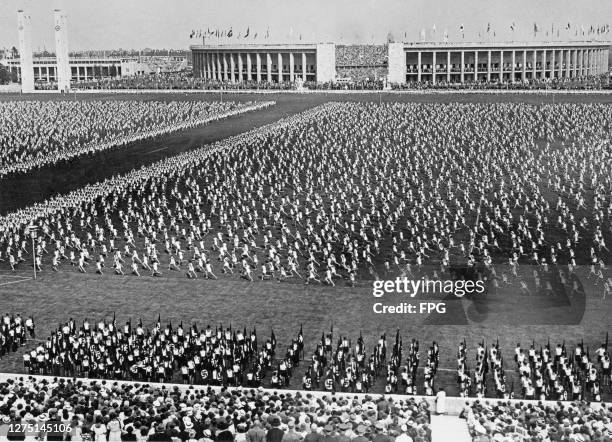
[0,265,608,397]
[0,91,610,398]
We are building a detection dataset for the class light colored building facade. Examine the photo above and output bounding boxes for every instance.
[389,41,610,84]
[190,43,336,83]
[5,57,144,83]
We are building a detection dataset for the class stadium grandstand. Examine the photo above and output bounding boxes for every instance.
[190,41,609,86]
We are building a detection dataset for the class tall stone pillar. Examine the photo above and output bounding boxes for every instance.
[238,53,243,82]
[417,51,422,82]
[511,51,516,81]
[315,43,336,83]
[277,52,283,83]
[532,50,537,78]
[246,53,252,81]
[460,51,465,83]
[217,53,222,81]
[432,51,436,84]
[522,51,526,81]
[289,52,294,82]
[499,50,504,81]
[266,53,272,82]
[551,50,556,78]
[542,50,546,78]
[387,43,406,84]
[17,10,34,93]
[256,53,262,82]
[54,9,71,91]
[474,51,478,81]
[302,52,307,82]
[222,53,228,81]
[487,50,491,82]
[229,53,235,82]
[447,51,451,82]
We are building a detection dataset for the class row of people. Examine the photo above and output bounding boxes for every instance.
[0,376,433,441]
[0,314,35,360]
[0,100,273,177]
[0,102,609,292]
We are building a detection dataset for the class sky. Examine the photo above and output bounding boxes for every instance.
[0,0,610,51]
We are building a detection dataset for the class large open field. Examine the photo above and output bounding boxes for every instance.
[0,91,610,399]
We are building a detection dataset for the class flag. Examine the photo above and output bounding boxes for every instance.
[510,22,516,32]
[265,28,270,38]
[244,27,250,38]
[533,23,539,35]
[443,28,449,42]
[487,23,491,33]
[227,28,233,38]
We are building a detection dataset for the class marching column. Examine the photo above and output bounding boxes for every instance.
[302,53,307,82]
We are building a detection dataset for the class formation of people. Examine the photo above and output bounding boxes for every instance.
[0,100,273,177]
[0,376,433,441]
[457,338,611,403]
[10,313,612,402]
[0,102,610,298]
[302,331,438,398]
[0,314,35,360]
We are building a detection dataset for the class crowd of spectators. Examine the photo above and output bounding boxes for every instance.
[463,399,612,441]
[391,74,611,91]
[0,375,433,441]
[335,46,388,68]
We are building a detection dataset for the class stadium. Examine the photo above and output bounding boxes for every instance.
[190,41,610,85]
[0,3,612,442]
